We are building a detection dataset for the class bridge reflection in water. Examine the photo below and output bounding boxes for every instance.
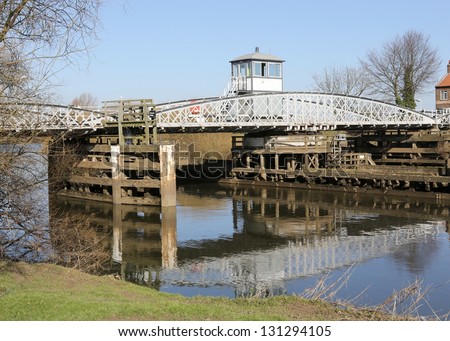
[54,185,448,299]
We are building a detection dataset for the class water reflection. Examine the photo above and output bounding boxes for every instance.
[54,184,450,316]
[55,200,177,288]
[0,143,49,261]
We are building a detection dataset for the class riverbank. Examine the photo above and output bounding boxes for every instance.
[0,261,405,321]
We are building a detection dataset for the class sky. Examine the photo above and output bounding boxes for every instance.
[55,0,450,110]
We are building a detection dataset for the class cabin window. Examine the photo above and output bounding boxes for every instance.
[254,62,280,77]
[269,63,281,78]
[239,63,246,76]
[235,62,250,77]
[254,62,261,76]
[232,64,238,77]
[254,62,267,76]
[440,90,448,101]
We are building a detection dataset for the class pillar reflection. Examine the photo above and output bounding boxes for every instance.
[161,206,177,269]
[54,197,178,288]
[112,204,122,263]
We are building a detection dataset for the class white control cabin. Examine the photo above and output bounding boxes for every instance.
[229,47,284,95]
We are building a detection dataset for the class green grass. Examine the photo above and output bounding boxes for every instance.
[0,261,395,321]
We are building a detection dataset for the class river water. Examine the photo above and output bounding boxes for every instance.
[55,183,450,319]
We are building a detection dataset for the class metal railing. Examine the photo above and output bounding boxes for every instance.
[156,92,440,131]
[0,103,110,131]
[1,93,449,132]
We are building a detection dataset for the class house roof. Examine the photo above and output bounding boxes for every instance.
[230,51,285,63]
[436,73,450,88]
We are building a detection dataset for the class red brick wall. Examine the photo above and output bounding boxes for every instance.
[436,86,450,110]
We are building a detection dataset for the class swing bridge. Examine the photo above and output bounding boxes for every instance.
[1,92,450,133]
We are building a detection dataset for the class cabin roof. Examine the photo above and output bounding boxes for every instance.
[230,51,285,63]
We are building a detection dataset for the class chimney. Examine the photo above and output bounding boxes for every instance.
[447,60,450,74]
[255,47,260,53]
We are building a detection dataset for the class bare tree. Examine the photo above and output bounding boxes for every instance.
[0,139,49,260]
[0,0,102,103]
[312,66,371,96]
[361,30,440,109]
[71,93,98,108]
[0,1,104,262]
[0,47,30,100]
[49,210,112,274]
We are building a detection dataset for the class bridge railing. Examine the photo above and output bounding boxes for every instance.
[0,103,111,131]
[430,108,450,125]
[155,92,439,131]
[1,94,449,132]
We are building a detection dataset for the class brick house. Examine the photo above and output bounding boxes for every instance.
[435,60,450,110]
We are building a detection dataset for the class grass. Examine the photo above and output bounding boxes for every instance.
[0,261,406,321]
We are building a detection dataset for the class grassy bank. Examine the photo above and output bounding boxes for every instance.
[0,261,400,321]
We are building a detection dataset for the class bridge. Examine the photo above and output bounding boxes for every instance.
[1,92,449,133]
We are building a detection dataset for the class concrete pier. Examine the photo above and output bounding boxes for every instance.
[160,144,176,207]
[111,145,122,205]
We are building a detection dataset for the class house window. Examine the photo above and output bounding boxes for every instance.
[440,90,448,101]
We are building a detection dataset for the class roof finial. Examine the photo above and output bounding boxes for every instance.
[255,47,259,53]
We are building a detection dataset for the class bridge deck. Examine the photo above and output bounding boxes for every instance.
[1,93,449,133]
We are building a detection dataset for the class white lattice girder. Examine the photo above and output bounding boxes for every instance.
[155,92,438,130]
[439,109,450,125]
[1,93,448,132]
[0,103,110,131]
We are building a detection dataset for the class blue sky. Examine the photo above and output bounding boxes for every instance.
[56,0,450,110]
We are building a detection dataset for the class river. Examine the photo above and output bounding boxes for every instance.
[53,183,450,320]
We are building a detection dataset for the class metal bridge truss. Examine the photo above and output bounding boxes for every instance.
[0,103,109,132]
[2,93,450,132]
[156,92,447,131]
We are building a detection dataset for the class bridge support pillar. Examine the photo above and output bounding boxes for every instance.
[160,144,176,207]
[274,154,279,170]
[111,145,122,205]
[260,154,267,180]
